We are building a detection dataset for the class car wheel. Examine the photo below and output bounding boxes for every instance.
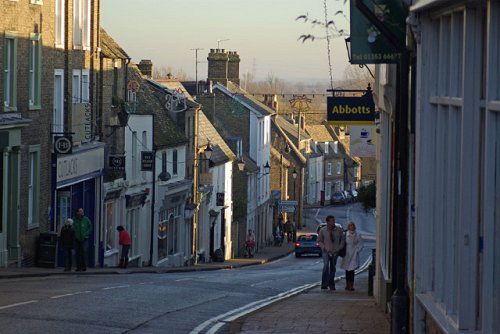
[295,253,301,258]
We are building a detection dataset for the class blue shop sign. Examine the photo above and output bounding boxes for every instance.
[327,94,375,125]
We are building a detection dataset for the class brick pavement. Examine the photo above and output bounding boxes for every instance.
[228,272,390,334]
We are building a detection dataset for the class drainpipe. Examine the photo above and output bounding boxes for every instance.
[149,114,156,267]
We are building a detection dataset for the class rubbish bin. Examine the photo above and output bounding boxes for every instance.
[38,233,58,268]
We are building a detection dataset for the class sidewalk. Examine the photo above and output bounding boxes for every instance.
[228,272,390,334]
[0,242,295,279]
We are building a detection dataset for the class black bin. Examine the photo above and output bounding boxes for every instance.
[38,233,58,268]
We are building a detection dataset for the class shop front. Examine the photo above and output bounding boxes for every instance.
[53,143,104,268]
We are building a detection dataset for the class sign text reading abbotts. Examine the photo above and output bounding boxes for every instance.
[327,94,375,125]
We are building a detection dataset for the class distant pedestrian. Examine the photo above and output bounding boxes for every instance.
[341,222,364,291]
[117,225,131,268]
[285,218,293,243]
[244,229,256,258]
[73,208,92,272]
[59,218,75,272]
[317,215,345,290]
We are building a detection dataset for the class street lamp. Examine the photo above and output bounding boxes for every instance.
[258,161,270,179]
[237,158,245,172]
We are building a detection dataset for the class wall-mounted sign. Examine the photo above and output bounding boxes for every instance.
[108,155,125,171]
[141,151,154,171]
[327,90,375,125]
[350,126,376,157]
[54,136,72,155]
[56,146,104,185]
[278,200,297,213]
[349,0,406,64]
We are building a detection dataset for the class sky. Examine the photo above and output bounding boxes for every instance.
[100,0,351,85]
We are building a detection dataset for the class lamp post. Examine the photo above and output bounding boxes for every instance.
[292,168,298,199]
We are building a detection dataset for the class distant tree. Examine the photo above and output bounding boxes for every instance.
[153,66,191,81]
[357,183,376,212]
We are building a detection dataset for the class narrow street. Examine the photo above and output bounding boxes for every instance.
[0,204,374,334]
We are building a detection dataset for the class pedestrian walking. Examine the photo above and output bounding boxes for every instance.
[73,208,92,272]
[341,221,364,291]
[244,229,256,258]
[117,225,131,268]
[317,215,345,290]
[59,218,75,271]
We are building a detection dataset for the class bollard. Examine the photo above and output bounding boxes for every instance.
[368,248,376,296]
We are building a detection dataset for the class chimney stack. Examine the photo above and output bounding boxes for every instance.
[227,51,240,85]
[138,59,153,79]
[207,49,229,86]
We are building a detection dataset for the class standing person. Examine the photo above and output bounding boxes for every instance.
[285,218,293,243]
[317,215,345,290]
[341,222,364,291]
[59,218,75,272]
[73,208,92,272]
[244,229,256,258]
[117,226,131,268]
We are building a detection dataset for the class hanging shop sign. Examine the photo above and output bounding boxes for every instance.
[350,126,376,157]
[349,0,406,64]
[327,90,375,125]
[141,151,154,171]
[108,155,125,171]
[216,192,225,206]
[54,136,73,155]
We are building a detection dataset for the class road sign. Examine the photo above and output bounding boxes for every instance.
[278,200,297,213]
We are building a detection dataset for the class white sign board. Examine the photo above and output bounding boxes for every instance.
[350,126,376,157]
[57,147,104,183]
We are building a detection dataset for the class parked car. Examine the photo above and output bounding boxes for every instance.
[295,233,322,257]
[349,189,358,201]
[330,191,346,205]
[343,190,353,203]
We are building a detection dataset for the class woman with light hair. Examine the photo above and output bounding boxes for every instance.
[340,221,364,291]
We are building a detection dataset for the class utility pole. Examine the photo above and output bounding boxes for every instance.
[190,48,203,96]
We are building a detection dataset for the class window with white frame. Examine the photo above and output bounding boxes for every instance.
[333,141,338,154]
[29,33,42,108]
[3,33,17,111]
[30,0,43,5]
[53,70,64,134]
[132,131,138,179]
[327,163,332,176]
[72,70,81,103]
[82,70,89,103]
[324,142,329,154]
[173,149,178,175]
[326,181,332,198]
[104,202,117,253]
[73,0,90,48]
[126,208,139,256]
[55,0,64,47]
[336,162,342,175]
[28,146,40,229]
[142,131,147,180]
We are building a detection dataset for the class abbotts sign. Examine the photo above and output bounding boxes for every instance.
[327,93,375,125]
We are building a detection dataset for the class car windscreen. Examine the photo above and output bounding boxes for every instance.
[298,234,317,241]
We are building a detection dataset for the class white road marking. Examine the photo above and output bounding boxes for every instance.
[139,282,153,285]
[51,290,92,299]
[102,285,129,290]
[194,255,374,334]
[189,283,318,334]
[175,278,192,282]
[0,300,38,310]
